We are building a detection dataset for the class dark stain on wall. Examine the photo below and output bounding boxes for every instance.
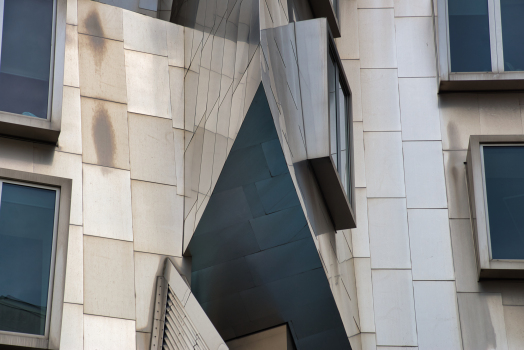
[92,102,116,168]
[85,10,106,68]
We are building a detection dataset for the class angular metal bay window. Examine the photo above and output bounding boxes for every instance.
[0,0,66,142]
[0,168,71,349]
[466,135,524,279]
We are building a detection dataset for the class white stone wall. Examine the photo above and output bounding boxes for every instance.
[336,0,524,349]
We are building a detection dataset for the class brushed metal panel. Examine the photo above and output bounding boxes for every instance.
[413,281,461,350]
[83,236,136,320]
[59,303,83,350]
[78,0,124,41]
[358,8,397,68]
[58,86,82,155]
[395,17,437,78]
[81,97,130,170]
[174,128,185,195]
[398,78,441,141]
[128,113,176,185]
[372,269,417,346]
[403,141,447,209]
[63,225,83,304]
[123,10,168,56]
[368,198,411,269]
[361,69,401,132]
[82,164,133,241]
[78,34,127,104]
[131,180,183,257]
[33,147,83,226]
[64,24,80,88]
[125,50,171,119]
[84,314,136,350]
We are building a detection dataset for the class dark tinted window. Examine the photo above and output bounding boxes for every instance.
[448,0,492,72]
[483,146,524,259]
[0,183,57,335]
[500,0,524,71]
[0,0,54,119]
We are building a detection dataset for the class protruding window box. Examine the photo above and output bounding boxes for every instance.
[0,0,66,143]
[467,135,524,279]
[296,19,356,230]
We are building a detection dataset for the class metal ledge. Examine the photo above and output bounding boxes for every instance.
[308,0,341,38]
[310,156,356,230]
[0,111,60,144]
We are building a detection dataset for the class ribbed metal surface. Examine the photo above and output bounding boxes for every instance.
[163,286,209,350]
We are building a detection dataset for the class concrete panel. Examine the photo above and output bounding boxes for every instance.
[408,209,454,280]
[81,97,130,170]
[123,10,168,56]
[78,0,124,41]
[395,17,437,78]
[59,86,82,155]
[60,303,83,350]
[364,132,406,197]
[64,225,83,304]
[0,138,33,172]
[361,69,401,131]
[413,281,461,350]
[458,293,508,350]
[439,94,480,151]
[128,113,176,185]
[398,78,441,141]
[82,164,133,241]
[403,141,447,209]
[354,258,376,333]
[33,148,83,226]
[64,25,80,88]
[368,198,411,269]
[84,236,136,320]
[125,50,171,119]
[342,60,363,122]
[479,94,523,135]
[78,34,127,104]
[131,180,183,257]
[372,269,417,346]
[444,151,470,219]
[358,9,397,68]
[352,188,370,257]
[84,315,136,350]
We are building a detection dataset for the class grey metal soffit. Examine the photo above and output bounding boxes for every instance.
[187,84,352,350]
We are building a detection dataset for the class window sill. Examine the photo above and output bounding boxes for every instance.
[0,111,60,144]
[439,72,524,92]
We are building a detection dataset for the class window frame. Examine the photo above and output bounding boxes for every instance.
[466,135,524,279]
[0,167,72,349]
[0,0,66,143]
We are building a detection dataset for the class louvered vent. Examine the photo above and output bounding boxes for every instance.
[161,285,210,350]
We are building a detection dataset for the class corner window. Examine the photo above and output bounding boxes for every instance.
[446,0,524,73]
[0,0,55,119]
[328,49,351,204]
[0,181,59,336]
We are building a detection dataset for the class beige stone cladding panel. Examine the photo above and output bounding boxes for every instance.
[59,86,83,155]
[78,0,124,41]
[336,0,360,60]
[64,24,80,88]
[81,97,130,170]
[83,236,136,320]
[84,314,136,350]
[78,33,127,103]
[60,303,84,350]
[64,225,84,304]
[0,138,34,172]
[358,8,397,69]
[444,150,470,219]
[123,10,167,56]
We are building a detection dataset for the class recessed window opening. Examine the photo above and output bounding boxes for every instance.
[0,0,56,119]
[0,180,59,337]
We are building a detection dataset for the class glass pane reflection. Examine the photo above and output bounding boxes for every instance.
[0,183,56,335]
[0,0,54,119]
[483,146,524,259]
[448,0,491,72]
[500,0,524,71]
[328,53,337,170]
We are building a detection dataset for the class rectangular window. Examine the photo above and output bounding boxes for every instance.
[0,0,55,119]
[500,0,524,71]
[0,181,59,336]
[328,49,351,203]
[482,145,524,260]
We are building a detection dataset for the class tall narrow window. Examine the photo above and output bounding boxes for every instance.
[500,0,524,71]
[0,0,55,119]
[0,181,59,336]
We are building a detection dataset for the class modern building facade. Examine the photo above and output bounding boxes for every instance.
[1,0,524,349]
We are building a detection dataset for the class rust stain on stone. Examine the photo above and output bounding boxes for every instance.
[92,102,116,169]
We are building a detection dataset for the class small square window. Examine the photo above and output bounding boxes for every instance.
[0,168,72,348]
[466,135,524,278]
